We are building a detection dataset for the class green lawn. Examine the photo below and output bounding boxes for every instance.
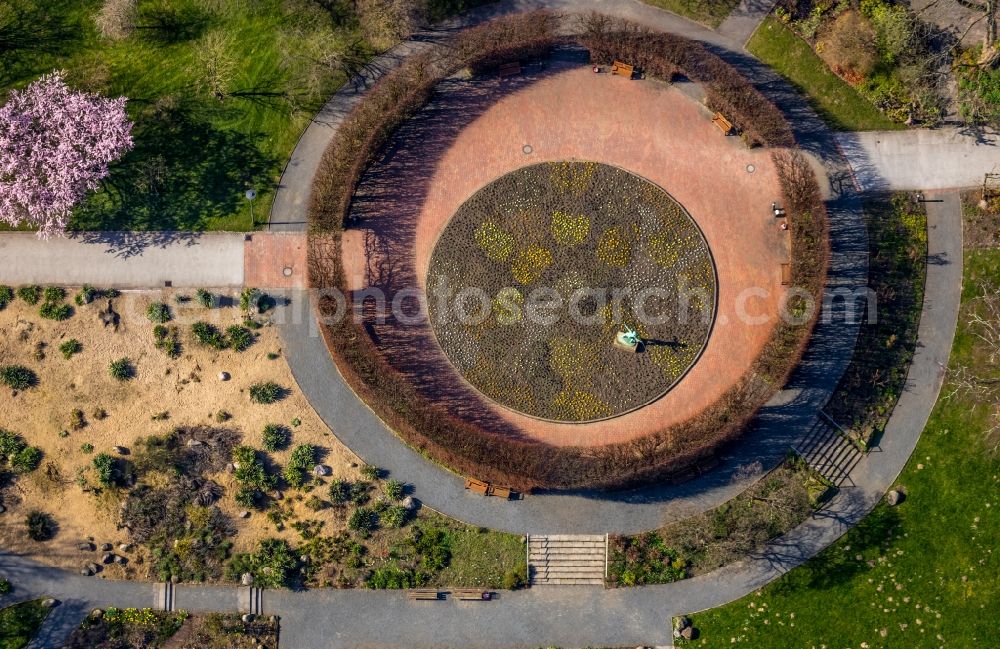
[748,17,901,131]
[0,600,50,649]
[689,251,1000,647]
[640,0,740,28]
[1,0,488,233]
[431,522,525,589]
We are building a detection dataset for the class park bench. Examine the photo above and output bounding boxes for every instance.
[712,112,734,135]
[464,477,490,495]
[407,589,442,601]
[781,263,791,286]
[499,62,522,79]
[488,485,513,500]
[452,588,492,601]
[611,60,634,78]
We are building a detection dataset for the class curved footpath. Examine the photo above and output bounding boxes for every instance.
[0,190,960,649]
[273,0,869,533]
[0,0,968,647]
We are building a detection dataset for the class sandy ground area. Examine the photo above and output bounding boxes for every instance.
[0,289,363,578]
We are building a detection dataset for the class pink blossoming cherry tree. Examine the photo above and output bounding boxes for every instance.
[0,71,134,237]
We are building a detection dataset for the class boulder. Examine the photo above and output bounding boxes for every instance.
[114,555,127,565]
[119,543,132,552]
[77,542,95,551]
[241,613,254,623]
[676,616,690,630]
[680,626,694,640]
[113,446,128,455]
[91,609,104,619]
[887,490,905,506]
[41,598,58,608]
[87,563,101,574]
[101,543,113,552]
[238,510,251,519]
[186,439,204,447]
[102,553,115,564]
[401,496,419,511]
[80,566,93,576]
[219,372,230,381]
[312,465,331,477]
[241,573,254,586]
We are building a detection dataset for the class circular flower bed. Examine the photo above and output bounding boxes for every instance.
[426,162,717,422]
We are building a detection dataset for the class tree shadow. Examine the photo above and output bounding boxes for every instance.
[136,3,211,46]
[71,97,279,232]
[0,0,81,86]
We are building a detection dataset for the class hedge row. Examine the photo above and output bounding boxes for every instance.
[307,12,828,491]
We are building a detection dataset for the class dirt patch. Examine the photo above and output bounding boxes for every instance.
[0,289,362,577]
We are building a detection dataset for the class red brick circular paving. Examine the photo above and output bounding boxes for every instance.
[343,65,790,447]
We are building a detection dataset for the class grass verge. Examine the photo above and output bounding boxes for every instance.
[688,251,1000,647]
[0,599,50,649]
[825,194,927,448]
[639,0,740,28]
[747,17,901,131]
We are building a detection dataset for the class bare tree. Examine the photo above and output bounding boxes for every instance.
[94,0,137,41]
[193,31,237,101]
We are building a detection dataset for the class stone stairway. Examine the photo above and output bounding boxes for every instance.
[528,534,606,586]
[792,413,864,486]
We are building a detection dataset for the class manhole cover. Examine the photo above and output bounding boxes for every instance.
[282,266,293,277]
[522,144,533,155]
[746,164,756,174]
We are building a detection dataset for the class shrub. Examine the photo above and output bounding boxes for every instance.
[1,365,37,390]
[146,302,171,323]
[384,478,404,501]
[75,284,98,305]
[249,382,283,404]
[817,10,878,83]
[360,464,380,480]
[0,285,13,309]
[366,565,421,589]
[12,446,41,473]
[1,430,43,473]
[348,506,378,533]
[232,446,276,499]
[381,504,408,528]
[225,325,254,352]
[109,357,135,381]
[502,563,528,590]
[283,464,305,488]
[411,527,451,570]
[42,286,65,302]
[328,479,350,504]
[239,287,263,314]
[215,410,231,423]
[59,339,82,359]
[154,325,181,358]
[0,577,10,594]
[92,453,117,486]
[261,424,289,452]
[288,444,316,471]
[81,443,94,454]
[39,301,72,320]
[69,408,86,430]
[25,511,55,541]
[234,486,257,508]
[196,288,214,308]
[191,321,227,349]
[16,285,41,304]
[226,538,298,589]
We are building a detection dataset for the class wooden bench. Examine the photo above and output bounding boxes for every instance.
[407,589,442,601]
[611,60,634,78]
[499,62,522,79]
[712,112,734,135]
[452,588,491,601]
[781,263,792,286]
[488,485,513,500]
[464,478,490,495]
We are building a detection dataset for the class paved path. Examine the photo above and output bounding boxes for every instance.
[0,232,245,288]
[835,127,1000,191]
[717,0,778,45]
[0,189,960,649]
